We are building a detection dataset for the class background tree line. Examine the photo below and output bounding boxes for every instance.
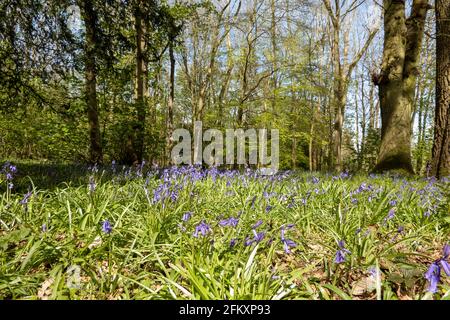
[0,0,448,177]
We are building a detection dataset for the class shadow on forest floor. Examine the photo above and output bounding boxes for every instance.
[1,160,121,193]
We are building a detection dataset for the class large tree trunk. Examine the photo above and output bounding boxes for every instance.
[79,1,103,164]
[373,0,429,174]
[431,0,450,178]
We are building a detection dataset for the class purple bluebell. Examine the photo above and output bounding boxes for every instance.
[252,220,263,229]
[219,216,239,227]
[424,244,450,293]
[230,238,237,247]
[441,244,450,276]
[280,225,296,254]
[340,171,349,179]
[20,191,32,205]
[368,266,377,278]
[102,220,113,234]
[42,224,47,232]
[383,208,396,224]
[252,229,265,242]
[425,262,441,293]
[245,228,266,246]
[287,200,295,209]
[265,205,273,213]
[193,221,212,238]
[334,240,351,264]
[182,212,192,222]
[89,176,96,193]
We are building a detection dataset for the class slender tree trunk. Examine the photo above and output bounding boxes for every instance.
[134,0,147,163]
[322,0,378,172]
[416,90,424,173]
[270,0,277,115]
[79,0,103,164]
[431,0,450,178]
[166,43,175,165]
[373,0,429,174]
[360,74,367,169]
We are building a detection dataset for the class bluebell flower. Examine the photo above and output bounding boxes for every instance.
[244,229,265,246]
[230,238,237,247]
[42,224,47,232]
[102,220,113,234]
[441,244,450,276]
[89,176,96,193]
[219,216,239,227]
[368,266,377,278]
[425,262,441,293]
[280,225,296,254]
[252,220,263,229]
[182,212,192,222]
[389,199,397,206]
[252,229,265,242]
[265,205,273,213]
[383,208,396,224]
[424,244,450,293]
[193,221,211,238]
[334,240,351,264]
[20,190,32,205]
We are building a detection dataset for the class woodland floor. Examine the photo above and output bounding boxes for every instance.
[0,161,449,300]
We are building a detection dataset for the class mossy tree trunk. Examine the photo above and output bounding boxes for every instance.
[373,0,430,174]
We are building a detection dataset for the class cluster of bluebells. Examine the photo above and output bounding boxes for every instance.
[424,244,450,293]
[193,221,212,238]
[2,162,17,189]
[334,240,351,264]
[280,224,296,254]
[245,220,266,246]
[152,180,183,207]
[219,216,239,228]
[20,190,33,210]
